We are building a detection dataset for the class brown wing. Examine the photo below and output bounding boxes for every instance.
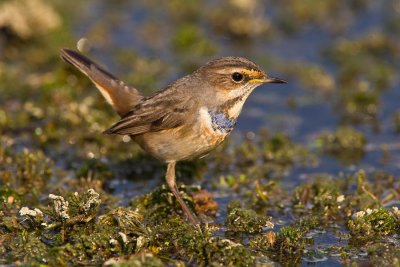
[103,91,193,136]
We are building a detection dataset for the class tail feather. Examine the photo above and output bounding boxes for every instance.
[60,48,143,116]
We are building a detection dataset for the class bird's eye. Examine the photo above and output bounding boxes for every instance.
[232,72,244,82]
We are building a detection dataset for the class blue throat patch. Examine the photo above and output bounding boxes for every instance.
[208,111,237,133]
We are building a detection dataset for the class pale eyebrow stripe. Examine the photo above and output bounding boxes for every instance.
[214,67,262,75]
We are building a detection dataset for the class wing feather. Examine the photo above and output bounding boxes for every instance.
[103,92,193,136]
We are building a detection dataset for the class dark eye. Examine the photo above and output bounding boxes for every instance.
[232,72,244,82]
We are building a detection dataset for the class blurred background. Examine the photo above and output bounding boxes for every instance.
[0,0,400,265]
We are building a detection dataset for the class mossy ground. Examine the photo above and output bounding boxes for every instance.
[1,0,400,266]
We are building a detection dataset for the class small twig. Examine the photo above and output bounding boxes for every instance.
[361,184,380,204]
[45,214,97,230]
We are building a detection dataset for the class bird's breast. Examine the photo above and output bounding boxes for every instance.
[133,107,236,162]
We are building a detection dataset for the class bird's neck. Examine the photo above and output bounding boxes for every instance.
[218,89,253,119]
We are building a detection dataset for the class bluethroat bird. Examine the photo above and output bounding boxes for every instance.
[60,48,286,227]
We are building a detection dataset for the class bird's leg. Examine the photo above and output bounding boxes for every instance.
[166,161,200,227]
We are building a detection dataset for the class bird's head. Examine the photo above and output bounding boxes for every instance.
[195,57,287,118]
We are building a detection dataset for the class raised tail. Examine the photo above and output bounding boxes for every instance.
[60,48,143,116]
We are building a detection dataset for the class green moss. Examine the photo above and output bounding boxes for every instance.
[205,238,254,267]
[292,177,345,216]
[315,127,366,164]
[277,226,307,254]
[347,207,398,240]
[225,202,273,234]
[130,184,198,224]
[249,225,308,265]
[7,230,49,264]
[148,215,255,266]
[148,215,205,256]
[245,181,285,210]
[0,148,53,198]
[249,231,276,250]
[338,84,380,124]
[3,191,149,265]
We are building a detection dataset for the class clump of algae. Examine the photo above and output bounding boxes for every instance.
[348,207,399,241]
[1,148,53,196]
[2,188,147,265]
[315,126,366,164]
[225,200,273,234]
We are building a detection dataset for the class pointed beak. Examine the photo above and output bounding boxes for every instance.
[249,77,288,84]
[264,77,287,84]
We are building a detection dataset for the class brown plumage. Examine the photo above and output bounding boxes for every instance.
[60,48,287,227]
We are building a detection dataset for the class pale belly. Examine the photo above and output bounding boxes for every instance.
[134,126,226,162]
[133,107,235,162]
